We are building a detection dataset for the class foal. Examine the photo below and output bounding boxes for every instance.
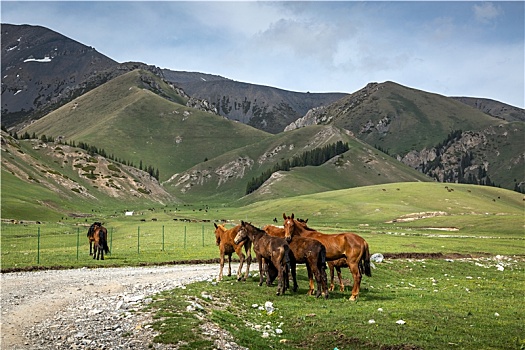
[264,224,329,298]
[234,221,290,296]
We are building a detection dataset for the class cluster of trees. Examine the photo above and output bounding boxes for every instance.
[246,141,349,195]
[67,140,160,181]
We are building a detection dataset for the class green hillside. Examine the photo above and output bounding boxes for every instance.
[326,81,502,156]
[234,182,524,240]
[163,125,432,203]
[20,70,272,182]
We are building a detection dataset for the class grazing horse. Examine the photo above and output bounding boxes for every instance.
[234,221,290,296]
[283,213,371,301]
[87,222,102,255]
[213,223,252,282]
[92,224,110,260]
[264,224,329,298]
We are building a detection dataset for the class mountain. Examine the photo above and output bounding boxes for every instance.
[452,97,525,123]
[162,69,347,134]
[2,23,523,217]
[18,69,272,181]
[284,82,525,191]
[1,23,119,127]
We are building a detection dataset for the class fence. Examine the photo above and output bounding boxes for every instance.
[1,222,219,269]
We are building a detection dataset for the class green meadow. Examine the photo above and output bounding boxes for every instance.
[2,182,523,349]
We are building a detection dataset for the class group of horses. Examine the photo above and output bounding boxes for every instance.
[214,213,372,301]
[86,222,110,260]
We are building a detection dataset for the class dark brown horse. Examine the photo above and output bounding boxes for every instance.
[234,221,290,296]
[87,222,102,255]
[264,224,329,298]
[283,213,371,301]
[92,224,110,260]
[213,223,252,282]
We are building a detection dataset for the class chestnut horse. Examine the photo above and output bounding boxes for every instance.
[283,213,371,301]
[213,223,252,282]
[234,221,290,296]
[264,224,329,298]
[92,224,110,260]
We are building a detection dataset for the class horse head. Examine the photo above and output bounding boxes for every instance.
[234,221,249,245]
[213,223,225,246]
[282,213,296,242]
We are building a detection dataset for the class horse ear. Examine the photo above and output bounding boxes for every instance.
[241,220,245,226]
[214,223,218,229]
[291,213,294,219]
[283,213,286,220]
[305,218,308,223]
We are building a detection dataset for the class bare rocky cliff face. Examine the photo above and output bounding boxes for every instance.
[162,69,347,134]
[397,126,523,189]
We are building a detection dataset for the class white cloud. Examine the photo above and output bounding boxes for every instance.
[473,2,503,24]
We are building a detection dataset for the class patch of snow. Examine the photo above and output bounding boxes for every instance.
[24,56,52,63]
[14,90,22,96]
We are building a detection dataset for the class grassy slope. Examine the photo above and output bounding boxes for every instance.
[21,70,272,182]
[164,125,432,203]
[332,81,503,155]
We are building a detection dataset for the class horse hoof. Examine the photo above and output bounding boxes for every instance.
[349,295,358,301]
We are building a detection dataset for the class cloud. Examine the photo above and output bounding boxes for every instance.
[473,2,503,24]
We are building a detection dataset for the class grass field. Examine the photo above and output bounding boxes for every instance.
[2,182,524,348]
[146,257,524,350]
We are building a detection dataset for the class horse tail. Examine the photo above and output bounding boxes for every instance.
[320,245,327,270]
[359,241,372,277]
[100,228,110,254]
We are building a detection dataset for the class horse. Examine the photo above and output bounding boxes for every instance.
[87,222,102,255]
[282,213,371,301]
[92,224,110,260]
[264,224,329,298]
[234,221,290,296]
[213,223,252,282]
[327,258,348,292]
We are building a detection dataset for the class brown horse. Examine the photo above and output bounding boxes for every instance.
[92,224,110,260]
[327,258,348,292]
[87,222,102,255]
[234,221,290,296]
[283,213,371,301]
[264,224,329,298]
[213,223,252,282]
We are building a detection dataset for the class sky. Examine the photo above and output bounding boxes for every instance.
[2,1,524,108]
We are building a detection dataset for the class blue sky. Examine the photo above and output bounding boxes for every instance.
[2,1,524,107]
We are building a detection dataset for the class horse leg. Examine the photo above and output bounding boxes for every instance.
[348,262,362,301]
[336,266,344,292]
[218,252,225,281]
[258,255,264,287]
[227,254,232,277]
[328,263,336,291]
[236,250,245,281]
[276,260,283,296]
[89,241,93,256]
[243,248,252,281]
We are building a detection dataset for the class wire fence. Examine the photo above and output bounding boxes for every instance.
[1,222,219,268]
